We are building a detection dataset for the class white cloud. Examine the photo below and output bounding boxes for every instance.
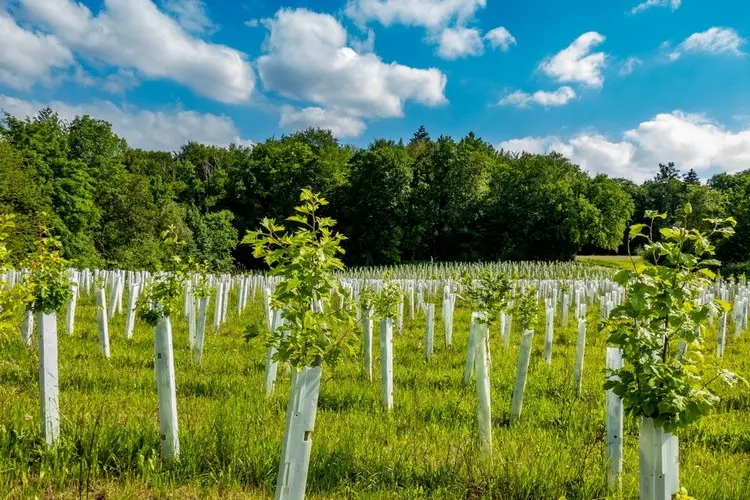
[497,111,750,181]
[279,106,366,137]
[620,56,642,75]
[0,94,252,150]
[162,0,216,35]
[498,86,576,108]
[257,8,447,136]
[244,18,259,27]
[539,32,608,88]
[102,69,139,94]
[345,0,486,30]
[669,27,746,60]
[345,0,507,60]
[18,0,254,103]
[485,26,516,51]
[631,0,681,15]
[0,13,74,89]
[436,27,483,59]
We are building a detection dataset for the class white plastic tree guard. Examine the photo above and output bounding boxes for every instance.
[193,296,209,365]
[543,306,554,365]
[21,308,34,347]
[65,278,77,335]
[717,312,727,358]
[502,314,512,348]
[473,313,492,462]
[124,281,139,340]
[606,347,624,492]
[639,418,679,500]
[38,311,60,447]
[274,364,323,500]
[510,328,534,422]
[573,318,587,396]
[363,308,373,382]
[380,317,394,410]
[264,309,283,397]
[213,281,223,330]
[96,286,111,359]
[463,320,477,384]
[425,303,435,358]
[108,274,119,319]
[154,316,179,460]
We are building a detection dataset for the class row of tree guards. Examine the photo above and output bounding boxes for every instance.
[4,264,748,499]
[3,201,746,500]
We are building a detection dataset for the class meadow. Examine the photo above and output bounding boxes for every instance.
[1,276,749,500]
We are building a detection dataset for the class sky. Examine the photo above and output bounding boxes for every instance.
[1,0,749,181]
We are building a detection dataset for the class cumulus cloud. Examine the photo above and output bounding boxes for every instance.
[17,0,254,103]
[0,94,253,150]
[485,26,516,51]
[498,86,576,108]
[257,8,447,136]
[497,111,750,181]
[344,0,513,60]
[620,56,642,75]
[436,27,483,59]
[539,32,608,88]
[279,106,366,137]
[0,13,74,89]
[669,27,746,60]
[162,0,217,35]
[345,0,486,30]
[631,0,681,15]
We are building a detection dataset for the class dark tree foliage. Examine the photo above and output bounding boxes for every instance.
[1,110,748,270]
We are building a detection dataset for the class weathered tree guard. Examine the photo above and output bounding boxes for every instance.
[380,317,394,410]
[639,418,679,500]
[463,320,477,384]
[193,296,209,365]
[96,286,111,359]
[543,306,554,365]
[363,307,373,381]
[502,314,512,348]
[510,328,534,422]
[265,309,283,397]
[717,312,727,358]
[154,316,179,460]
[606,347,624,492]
[21,308,34,347]
[38,311,60,447]
[65,278,77,335]
[425,303,435,358]
[213,281,224,330]
[473,313,492,462]
[275,364,323,500]
[573,318,586,396]
[124,282,139,340]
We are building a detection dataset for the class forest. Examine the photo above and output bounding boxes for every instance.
[1,109,749,273]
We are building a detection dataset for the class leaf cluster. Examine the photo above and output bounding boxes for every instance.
[242,189,357,368]
[23,220,72,314]
[604,203,744,431]
[515,286,539,331]
[0,215,33,337]
[459,270,512,326]
[373,277,402,320]
[137,226,188,326]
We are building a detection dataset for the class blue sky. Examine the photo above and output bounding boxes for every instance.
[1,0,749,180]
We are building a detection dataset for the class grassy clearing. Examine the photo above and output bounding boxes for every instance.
[575,255,644,271]
[1,290,749,499]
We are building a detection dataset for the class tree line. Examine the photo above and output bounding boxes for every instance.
[1,110,748,272]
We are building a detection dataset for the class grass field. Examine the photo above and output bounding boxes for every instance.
[1,289,749,499]
[575,255,644,271]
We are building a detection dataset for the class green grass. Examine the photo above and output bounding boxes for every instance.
[1,290,749,499]
[576,255,644,271]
